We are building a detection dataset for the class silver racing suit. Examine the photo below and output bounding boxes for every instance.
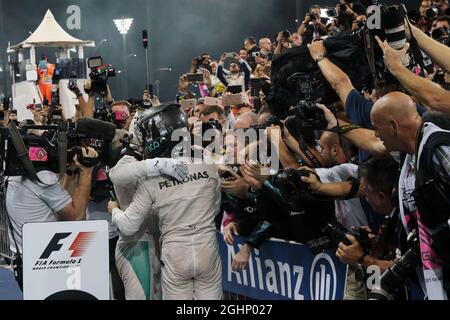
[111,161,222,300]
[110,155,162,300]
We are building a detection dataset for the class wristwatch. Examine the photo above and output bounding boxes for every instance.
[315,55,325,63]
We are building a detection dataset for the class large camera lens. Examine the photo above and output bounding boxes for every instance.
[282,30,291,38]
[432,28,448,40]
[425,8,437,19]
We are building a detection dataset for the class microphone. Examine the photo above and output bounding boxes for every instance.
[143,30,149,48]
[75,118,116,141]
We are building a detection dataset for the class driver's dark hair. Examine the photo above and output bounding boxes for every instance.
[358,155,399,195]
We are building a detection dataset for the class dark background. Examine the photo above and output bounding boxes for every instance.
[0,0,421,102]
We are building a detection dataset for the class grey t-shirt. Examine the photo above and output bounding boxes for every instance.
[6,171,72,253]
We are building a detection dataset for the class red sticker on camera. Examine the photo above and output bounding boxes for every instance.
[29,147,48,162]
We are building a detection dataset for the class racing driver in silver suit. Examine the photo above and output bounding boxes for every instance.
[108,103,222,300]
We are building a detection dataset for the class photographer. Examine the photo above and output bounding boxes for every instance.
[110,100,131,130]
[332,0,364,33]
[221,114,260,262]
[298,5,330,44]
[370,92,450,299]
[69,79,114,120]
[228,161,335,272]
[189,53,212,74]
[299,104,368,230]
[244,36,260,71]
[258,38,273,60]
[335,155,399,273]
[375,35,450,114]
[199,105,225,125]
[5,146,97,288]
[274,31,293,55]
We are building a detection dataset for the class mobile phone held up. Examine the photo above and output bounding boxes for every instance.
[225,52,234,59]
[187,73,204,83]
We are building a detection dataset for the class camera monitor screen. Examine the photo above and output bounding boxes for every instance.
[88,56,103,69]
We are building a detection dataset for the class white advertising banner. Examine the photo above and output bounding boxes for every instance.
[23,220,109,300]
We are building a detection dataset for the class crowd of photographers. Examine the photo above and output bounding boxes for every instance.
[1,0,450,301]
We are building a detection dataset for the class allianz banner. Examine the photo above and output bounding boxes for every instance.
[217,233,348,300]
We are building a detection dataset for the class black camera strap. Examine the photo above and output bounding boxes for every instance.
[57,130,67,178]
[297,139,322,168]
[7,122,43,184]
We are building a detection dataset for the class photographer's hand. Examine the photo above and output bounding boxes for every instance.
[304,13,311,23]
[276,32,284,43]
[68,82,81,95]
[202,69,212,87]
[143,89,151,101]
[60,147,97,221]
[375,36,410,73]
[336,235,364,266]
[300,170,322,192]
[344,5,356,17]
[242,163,270,184]
[220,170,249,199]
[179,74,190,92]
[107,201,119,214]
[316,103,337,130]
[190,58,199,73]
[307,40,326,61]
[151,95,161,107]
[74,147,98,173]
[224,222,240,246]
[232,244,252,272]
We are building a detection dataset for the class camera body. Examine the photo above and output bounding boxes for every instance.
[307,221,371,255]
[87,56,116,96]
[425,6,440,20]
[285,100,327,144]
[281,30,292,39]
[283,73,327,144]
[369,230,420,300]
[308,13,319,21]
[275,168,311,196]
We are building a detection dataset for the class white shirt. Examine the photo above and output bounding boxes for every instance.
[316,163,368,229]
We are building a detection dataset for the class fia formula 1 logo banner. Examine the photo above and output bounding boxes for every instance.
[40,232,96,259]
[217,232,348,300]
[34,232,97,271]
[22,221,110,300]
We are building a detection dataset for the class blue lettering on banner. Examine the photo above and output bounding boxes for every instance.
[217,232,348,300]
